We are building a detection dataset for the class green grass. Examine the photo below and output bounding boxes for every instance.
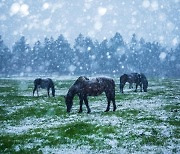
[0,78,180,153]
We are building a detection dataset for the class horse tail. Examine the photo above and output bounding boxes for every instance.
[110,79,115,98]
[52,85,55,97]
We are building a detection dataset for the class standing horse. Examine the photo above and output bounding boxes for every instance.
[120,73,148,93]
[64,76,116,113]
[120,73,141,93]
[33,78,55,97]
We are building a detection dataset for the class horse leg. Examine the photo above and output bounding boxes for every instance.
[33,86,37,96]
[134,83,138,92]
[105,99,110,112]
[120,83,124,93]
[140,83,143,92]
[112,96,116,111]
[51,86,55,97]
[83,96,91,113]
[37,88,39,96]
[105,92,111,112]
[47,88,50,97]
[122,83,125,93]
[78,96,83,113]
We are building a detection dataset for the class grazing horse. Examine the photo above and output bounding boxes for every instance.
[120,73,141,93]
[33,78,55,97]
[64,76,116,113]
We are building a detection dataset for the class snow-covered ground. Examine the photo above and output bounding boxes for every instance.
[0,77,179,153]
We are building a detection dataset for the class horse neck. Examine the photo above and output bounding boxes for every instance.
[67,85,77,99]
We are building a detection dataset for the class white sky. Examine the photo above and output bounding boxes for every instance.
[0,0,179,47]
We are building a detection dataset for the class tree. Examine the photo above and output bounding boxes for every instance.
[0,35,12,75]
[108,32,126,74]
[173,44,180,77]
[11,36,31,75]
[98,39,109,73]
[73,34,95,74]
[54,34,73,74]
[31,40,43,73]
[127,33,140,73]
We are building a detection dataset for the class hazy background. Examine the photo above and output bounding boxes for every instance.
[0,0,179,47]
[0,0,180,77]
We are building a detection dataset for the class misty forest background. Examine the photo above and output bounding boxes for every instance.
[0,33,180,77]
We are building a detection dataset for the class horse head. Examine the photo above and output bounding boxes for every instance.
[120,74,128,93]
[64,93,73,113]
[140,73,148,92]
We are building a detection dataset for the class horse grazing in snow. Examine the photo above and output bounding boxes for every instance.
[120,73,148,93]
[64,76,116,113]
[33,78,55,97]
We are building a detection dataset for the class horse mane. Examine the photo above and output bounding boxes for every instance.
[140,73,146,79]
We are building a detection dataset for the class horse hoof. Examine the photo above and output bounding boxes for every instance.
[104,110,109,112]
[113,108,116,111]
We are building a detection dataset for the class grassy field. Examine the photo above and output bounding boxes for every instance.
[0,77,180,153]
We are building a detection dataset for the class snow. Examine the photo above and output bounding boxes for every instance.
[159,52,167,61]
[142,0,150,8]
[98,7,107,16]
[0,78,180,153]
[159,36,164,44]
[159,13,166,21]
[43,3,50,10]
[10,3,29,16]
[0,0,179,151]
[151,1,159,11]
[41,145,94,154]
[68,65,76,73]
[172,37,179,46]
[10,3,20,15]
[0,15,6,21]
[0,0,178,48]
[87,46,91,51]
[20,4,29,16]
[94,21,102,31]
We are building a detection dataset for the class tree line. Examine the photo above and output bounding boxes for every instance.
[0,33,179,77]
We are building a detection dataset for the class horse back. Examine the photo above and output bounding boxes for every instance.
[78,77,115,96]
[34,78,54,89]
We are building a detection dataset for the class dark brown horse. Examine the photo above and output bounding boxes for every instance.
[120,73,148,93]
[120,73,141,93]
[64,76,116,113]
[33,78,55,97]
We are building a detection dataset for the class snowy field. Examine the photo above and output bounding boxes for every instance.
[0,77,179,153]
